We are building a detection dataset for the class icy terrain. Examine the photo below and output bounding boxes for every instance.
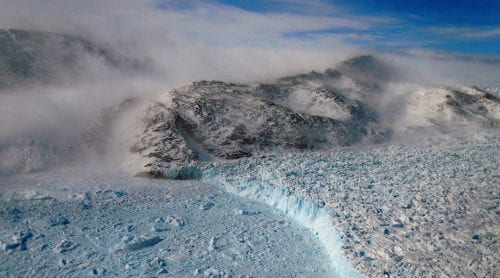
[2,55,498,178]
[203,138,499,277]
[0,169,333,277]
[2,137,496,277]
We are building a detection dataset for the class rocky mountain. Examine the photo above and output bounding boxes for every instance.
[85,55,499,178]
[404,85,499,130]
[1,46,497,177]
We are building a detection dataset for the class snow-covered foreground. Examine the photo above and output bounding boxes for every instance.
[203,138,499,277]
[1,138,498,277]
[0,170,333,277]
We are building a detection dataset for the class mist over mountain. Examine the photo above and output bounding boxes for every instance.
[0,29,153,89]
[80,55,499,178]
[0,29,163,176]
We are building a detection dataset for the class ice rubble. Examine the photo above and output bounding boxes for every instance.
[202,137,499,277]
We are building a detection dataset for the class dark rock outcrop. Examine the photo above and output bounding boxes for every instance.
[84,55,499,177]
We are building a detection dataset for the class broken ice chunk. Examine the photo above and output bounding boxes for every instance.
[50,215,70,226]
[162,215,185,227]
[120,235,163,251]
[200,202,215,211]
[55,240,78,253]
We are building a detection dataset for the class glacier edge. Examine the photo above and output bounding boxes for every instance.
[203,171,361,278]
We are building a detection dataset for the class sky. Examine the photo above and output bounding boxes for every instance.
[211,0,500,55]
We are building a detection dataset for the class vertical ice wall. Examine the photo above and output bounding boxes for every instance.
[203,170,361,278]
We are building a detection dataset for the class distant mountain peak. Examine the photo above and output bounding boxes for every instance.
[337,54,395,82]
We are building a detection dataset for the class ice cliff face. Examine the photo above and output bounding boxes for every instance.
[82,55,499,177]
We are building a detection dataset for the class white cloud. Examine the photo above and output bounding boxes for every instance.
[429,27,500,39]
[0,0,378,80]
[382,48,500,86]
[0,0,368,44]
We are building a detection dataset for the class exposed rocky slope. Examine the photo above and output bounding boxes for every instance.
[85,55,499,177]
[1,51,498,177]
[403,85,499,131]
[88,57,389,177]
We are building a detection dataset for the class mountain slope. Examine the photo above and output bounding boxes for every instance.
[84,55,499,177]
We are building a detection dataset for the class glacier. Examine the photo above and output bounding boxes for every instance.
[201,137,499,277]
[203,170,361,278]
[0,136,498,277]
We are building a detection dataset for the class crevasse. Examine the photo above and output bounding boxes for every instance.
[203,170,361,278]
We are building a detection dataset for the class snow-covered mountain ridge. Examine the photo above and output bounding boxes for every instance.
[84,55,499,177]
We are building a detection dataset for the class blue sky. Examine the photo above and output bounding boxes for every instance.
[210,0,500,55]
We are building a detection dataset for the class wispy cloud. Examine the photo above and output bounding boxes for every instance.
[0,0,387,49]
[165,3,370,47]
[261,0,339,15]
[155,1,400,49]
[0,0,399,83]
[429,27,500,40]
